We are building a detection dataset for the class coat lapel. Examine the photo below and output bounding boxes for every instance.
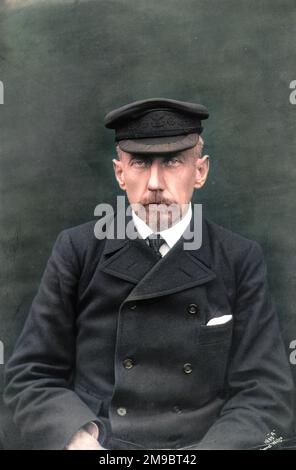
[98,209,216,300]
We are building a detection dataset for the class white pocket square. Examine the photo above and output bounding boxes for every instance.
[206,314,233,326]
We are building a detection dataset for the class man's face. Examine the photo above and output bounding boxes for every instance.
[113,138,209,230]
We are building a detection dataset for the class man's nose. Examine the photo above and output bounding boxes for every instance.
[147,160,164,191]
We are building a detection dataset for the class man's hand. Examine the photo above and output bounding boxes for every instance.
[66,422,106,450]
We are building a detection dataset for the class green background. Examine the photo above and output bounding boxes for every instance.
[1,0,296,447]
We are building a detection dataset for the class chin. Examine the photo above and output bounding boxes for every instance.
[145,208,176,232]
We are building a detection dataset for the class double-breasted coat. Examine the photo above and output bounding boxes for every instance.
[3,211,294,449]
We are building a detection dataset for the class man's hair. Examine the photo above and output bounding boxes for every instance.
[115,144,122,160]
[193,134,204,158]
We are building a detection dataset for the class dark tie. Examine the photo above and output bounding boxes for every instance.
[147,234,165,257]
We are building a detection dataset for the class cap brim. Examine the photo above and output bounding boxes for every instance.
[118,133,199,154]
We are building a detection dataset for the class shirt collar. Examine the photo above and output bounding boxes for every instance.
[132,203,192,249]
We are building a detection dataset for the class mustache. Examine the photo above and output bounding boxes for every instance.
[140,197,177,206]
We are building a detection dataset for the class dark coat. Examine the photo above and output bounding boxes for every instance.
[3,213,294,450]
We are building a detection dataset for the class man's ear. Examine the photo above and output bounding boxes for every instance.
[194,155,210,189]
[112,158,126,191]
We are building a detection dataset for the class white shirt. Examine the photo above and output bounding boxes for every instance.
[132,203,192,257]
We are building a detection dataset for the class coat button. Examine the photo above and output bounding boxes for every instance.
[117,407,127,416]
[123,358,134,369]
[183,363,193,374]
[187,303,198,315]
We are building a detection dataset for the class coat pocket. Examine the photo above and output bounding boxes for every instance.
[193,319,233,396]
[74,383,103,415]
[197,317,233,345]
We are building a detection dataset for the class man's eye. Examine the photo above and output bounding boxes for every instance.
[131,159,149,167]
[164,158,181,167]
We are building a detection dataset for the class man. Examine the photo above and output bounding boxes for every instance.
[3,98,294,450]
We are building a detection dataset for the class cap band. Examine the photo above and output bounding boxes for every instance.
[114,109,202,141]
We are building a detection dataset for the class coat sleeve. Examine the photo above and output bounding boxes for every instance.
[191,241,295,449]
[3,230,105,450]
